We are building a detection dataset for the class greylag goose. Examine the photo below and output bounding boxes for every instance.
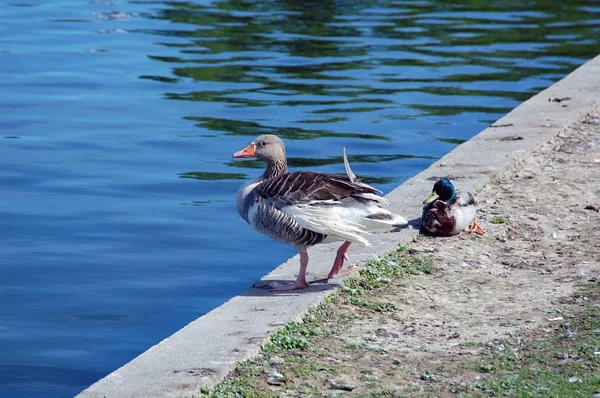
[233,135,407,291]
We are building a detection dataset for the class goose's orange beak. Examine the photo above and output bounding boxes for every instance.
[233,143,256,158]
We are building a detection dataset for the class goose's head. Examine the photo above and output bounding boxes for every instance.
[233,134,286,163]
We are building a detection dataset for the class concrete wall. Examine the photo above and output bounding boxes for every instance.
[78,54,600,398]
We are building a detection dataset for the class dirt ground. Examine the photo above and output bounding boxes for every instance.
[206,108,600,397]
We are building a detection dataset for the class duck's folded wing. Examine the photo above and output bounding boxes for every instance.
[423,201,456,235]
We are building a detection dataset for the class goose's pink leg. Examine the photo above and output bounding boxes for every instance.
[270,249,310,291]
[327,241,352,279]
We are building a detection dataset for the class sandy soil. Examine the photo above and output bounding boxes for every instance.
[209,107,600,397]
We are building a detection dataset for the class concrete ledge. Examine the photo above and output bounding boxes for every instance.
[78,54,600,398]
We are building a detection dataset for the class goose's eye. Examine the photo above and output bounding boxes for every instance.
[258,141,266,148]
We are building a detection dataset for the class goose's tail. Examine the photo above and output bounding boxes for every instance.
[343,147,407,228]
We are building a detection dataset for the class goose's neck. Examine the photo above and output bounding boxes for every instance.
[262,157,287,180]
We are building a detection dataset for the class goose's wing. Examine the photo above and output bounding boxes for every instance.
[256,170,380,204]
[255,171,382,245]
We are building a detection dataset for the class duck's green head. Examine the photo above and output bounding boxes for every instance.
[424,178,455,204]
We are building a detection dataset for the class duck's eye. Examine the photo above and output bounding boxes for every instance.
[258,141,266,148]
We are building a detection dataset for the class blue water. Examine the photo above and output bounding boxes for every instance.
[1,1,599,396]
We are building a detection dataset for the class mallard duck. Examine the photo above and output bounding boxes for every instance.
[421,178,484,236]
[233,134,408,290]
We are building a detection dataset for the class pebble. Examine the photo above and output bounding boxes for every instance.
[266,369,285,385]
[328,376,357,391]
[268,369,284,377]
[270,356,285,364]
[586,118,600,125]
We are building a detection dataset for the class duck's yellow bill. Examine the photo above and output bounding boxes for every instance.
[423,192,439,204]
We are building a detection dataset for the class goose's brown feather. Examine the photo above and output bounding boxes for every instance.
[256,170,379,205]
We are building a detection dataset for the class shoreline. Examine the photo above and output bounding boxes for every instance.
[207,102,600,396]
[78,54,600,397]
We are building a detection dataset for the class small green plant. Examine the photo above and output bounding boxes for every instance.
[202,378,275,398]
[410,256,436,274]
[262,322,316,353]
[479,363,495,373]
[235,360,262,377]
[491,216,509,224]
[287,358,315,378]
[363,372,379,387]
[349,296,397,313]
[461,341,484,347]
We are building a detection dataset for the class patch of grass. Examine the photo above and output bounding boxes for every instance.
[349,296,397,313]
[235,360,263,378]
[478,363,495,373]
[316,364,344,376]
[411,256,436,274]
[342,246,435,298]
[490,216,509,224]
[197,360,272,397]
[200,378,276,398]
[474,368,600,397]
[345,342,389,354]
[362,372,380,387]
[461,341,485,347]
[287,358,314,378]
[262,322,317,353]
[359,343,389,354]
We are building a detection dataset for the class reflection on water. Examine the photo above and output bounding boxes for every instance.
[179,171,248,180]
[184,116,392,140]
[1,0,600,396]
